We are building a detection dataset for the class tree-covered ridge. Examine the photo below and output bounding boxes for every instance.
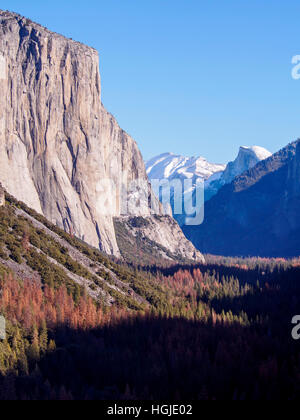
[0,193,172,310]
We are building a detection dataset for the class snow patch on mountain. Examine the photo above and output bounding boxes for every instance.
[146,153,225,182]
[146,153,225,226]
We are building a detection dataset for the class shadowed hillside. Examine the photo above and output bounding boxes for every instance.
[184,140,300,257]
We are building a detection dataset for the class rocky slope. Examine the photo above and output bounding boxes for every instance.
[184,140,300,257]
[0,10,202,262]
[114,215,203,265]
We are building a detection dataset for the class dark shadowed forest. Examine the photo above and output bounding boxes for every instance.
[1,254,300,400]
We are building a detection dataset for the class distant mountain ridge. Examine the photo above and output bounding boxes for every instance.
[146,146,271,226]
[183,139,300,258]
[146,153,225,183]
[146,153,225,226]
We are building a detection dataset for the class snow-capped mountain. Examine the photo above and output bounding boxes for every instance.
[146,146,272,227]
[146,153,225,226]
[205,146,272,200]
[146,153,225,183]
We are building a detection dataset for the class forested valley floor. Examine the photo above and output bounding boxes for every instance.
[0,196,299,400]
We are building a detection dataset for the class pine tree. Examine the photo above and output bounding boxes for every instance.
[27,326,40,364]
[39,320,48,353]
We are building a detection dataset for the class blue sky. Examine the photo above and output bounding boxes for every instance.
[2,0,300,163]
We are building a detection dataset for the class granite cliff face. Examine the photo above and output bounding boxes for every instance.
[0,10,203,262]
[184,140,300,258]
